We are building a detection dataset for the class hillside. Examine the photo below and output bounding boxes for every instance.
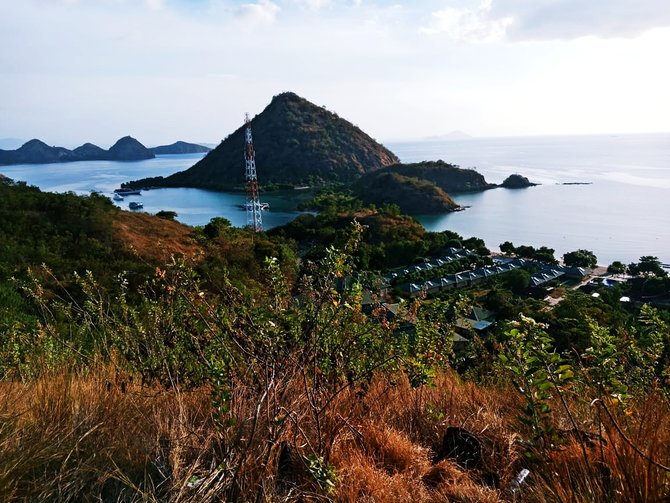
[353,171,459,214]
[150,141,211,155]
[124,92,400,190]
[375,161,495,193]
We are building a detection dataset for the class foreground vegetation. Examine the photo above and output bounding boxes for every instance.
[1,178,669,501]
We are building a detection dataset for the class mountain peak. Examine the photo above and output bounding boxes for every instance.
[126,92,399,190]
[108,136,154,161]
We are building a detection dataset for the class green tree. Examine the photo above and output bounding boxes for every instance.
[501,269,531,294]
[203,217,232,239]
[638,256,667,277]
[499,241,515,255]
[607,261,626,275]
[563,249,597,269]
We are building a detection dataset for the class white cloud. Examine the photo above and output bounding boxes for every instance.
[236,0,280,23]
[0,0,669,145]
[145,0,164,10]
[421,0,513,42]
[488,0,670,40]
[292,0,331,11]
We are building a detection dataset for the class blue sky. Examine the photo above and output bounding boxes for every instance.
[1,0,669,146]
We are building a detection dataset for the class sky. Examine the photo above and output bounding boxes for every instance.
[1,0,670,147]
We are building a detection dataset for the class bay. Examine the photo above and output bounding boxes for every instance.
[0,153,306,229]
[388,133,670,266]
[2,133,669,266]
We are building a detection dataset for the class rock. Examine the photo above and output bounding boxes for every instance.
[501,174,537,189]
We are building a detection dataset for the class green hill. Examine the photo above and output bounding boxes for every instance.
[375,160,495,193]
[353,171,459,214]
[124,92,399,191]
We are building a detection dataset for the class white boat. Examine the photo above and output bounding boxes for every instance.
[113,193,124,201]
[115,188,142,196]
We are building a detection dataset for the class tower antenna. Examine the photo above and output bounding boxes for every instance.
[244,113,264,232]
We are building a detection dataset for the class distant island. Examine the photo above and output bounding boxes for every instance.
[150,141,211,155]
[0,137,211,166]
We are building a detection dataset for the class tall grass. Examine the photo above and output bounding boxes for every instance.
[1,368,668,501]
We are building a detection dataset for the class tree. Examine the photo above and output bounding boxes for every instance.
[563,249,597,269]
[499,241,515,255]
[155,210,177,221]
[638,256,667,277]
[501,269,531,294]
[607,261,626,275]
[203,217,232,239]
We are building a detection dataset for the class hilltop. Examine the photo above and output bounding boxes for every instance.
[124,92,400,190]
[0,139,75,164]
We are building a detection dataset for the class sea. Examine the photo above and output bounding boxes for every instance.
[2,133,669,266]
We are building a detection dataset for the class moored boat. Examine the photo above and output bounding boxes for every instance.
[115,188,142,196]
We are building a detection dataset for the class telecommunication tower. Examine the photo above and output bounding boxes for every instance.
[244,113,264,232]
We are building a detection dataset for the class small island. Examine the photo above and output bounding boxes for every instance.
[500,173,538,189]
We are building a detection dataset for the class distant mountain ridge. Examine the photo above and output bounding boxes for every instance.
[124,92,400,190]
[150,141,211,155]
[0,136,154,165]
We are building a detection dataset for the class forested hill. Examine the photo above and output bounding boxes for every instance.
[373,161,496,193]
[124,92,400,191]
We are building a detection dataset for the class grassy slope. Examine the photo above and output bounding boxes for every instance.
[112,212,202,262]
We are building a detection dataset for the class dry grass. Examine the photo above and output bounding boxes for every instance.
[0,369,668,501]
[113,212,203,262]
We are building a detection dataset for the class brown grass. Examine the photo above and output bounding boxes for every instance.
[113,212,202,262]
[0,370,669,501]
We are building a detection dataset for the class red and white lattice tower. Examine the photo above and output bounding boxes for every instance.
[244,113,264,232]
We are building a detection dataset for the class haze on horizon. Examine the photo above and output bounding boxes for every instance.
[1,0,669,148]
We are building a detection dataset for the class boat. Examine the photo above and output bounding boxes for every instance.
[129,202,144,210]
[113,193,124,201]
[114,188,142,196]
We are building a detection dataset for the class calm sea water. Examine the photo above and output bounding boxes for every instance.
[0,154,305,229]
[2,133,669,265]
[388,134,670,266]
